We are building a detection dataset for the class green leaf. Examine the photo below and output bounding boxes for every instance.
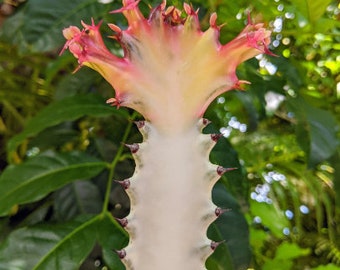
[263,259,293,270]
[0,214,127,270]
[287,97,339,167]
[205,124,249,201]
[275,242,310,260]
[0,0,111,54]
[330,151,340,207]
[203,124,251,270]
[0,216,95,270]
[312,264,340,270]
[263,242,310,270]
[0,151,107,216]
[250,200,290,238]
[54,68,102,100]
[207,183,251,270]
[97,214,129,270]
[291,0,332,24]
[54,180,103,221]
[33,213,127,270]
[7,94,128,155]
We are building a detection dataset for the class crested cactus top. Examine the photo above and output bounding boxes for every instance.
[61,0,272,133]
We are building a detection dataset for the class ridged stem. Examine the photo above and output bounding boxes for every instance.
[122,120,220,270]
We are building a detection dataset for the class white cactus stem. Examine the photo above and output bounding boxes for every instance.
[122,121,220,270]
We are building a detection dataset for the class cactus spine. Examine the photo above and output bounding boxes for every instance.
[61,1,272,269]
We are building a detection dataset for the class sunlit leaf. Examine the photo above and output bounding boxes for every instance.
[250,200,289,238]
[292,0,332,24]
[275,242,310,259]
[262,242,310,270]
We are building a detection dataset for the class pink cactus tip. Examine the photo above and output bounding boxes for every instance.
[61,0,273,132]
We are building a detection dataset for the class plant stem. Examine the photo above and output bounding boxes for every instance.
[102,111,138,213]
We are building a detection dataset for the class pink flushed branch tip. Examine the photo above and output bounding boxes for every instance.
[61,0,273,132]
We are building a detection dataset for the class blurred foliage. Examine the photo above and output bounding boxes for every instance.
[0,0,339,269]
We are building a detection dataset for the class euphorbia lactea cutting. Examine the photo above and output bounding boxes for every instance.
[62,0,271,269]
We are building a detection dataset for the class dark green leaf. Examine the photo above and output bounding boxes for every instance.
[54,180,103,221]
[0,216,96,270]
[97,214,129,270]
[207,182,251,270]
[54,69,102,100]
[0,151,107,216]
[0,214,127,270]
[330,151,340,207]
[205,124,249,201]
[287,97,339,167]
[0,0,111,54]
[33,213,127,270]
[7,94,128,155]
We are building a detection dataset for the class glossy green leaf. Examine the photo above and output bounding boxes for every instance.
[0,151,107,216]
[96,214,129,270]
[205,124,249,201]
[0,213,127,270]
[54,180,103,221]
[7,94,128,154]
[203,125,251,269]
[206,182,251,270]
[0,0,111,54]
[33,213,127,270]
[0,216,95,270]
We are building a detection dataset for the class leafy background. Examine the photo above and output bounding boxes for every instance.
[0,0,339,269]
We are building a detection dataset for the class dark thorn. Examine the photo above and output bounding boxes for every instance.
[210,133,222,142]
[202,118,211,127]
[134,120,145,129]
[216,166,238,176]
[215,207,231,217]
[125,143,139,154]
[116,249,126,259]
[116,217,128,227]
[210,240,226,251]
[115,179,130,189]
